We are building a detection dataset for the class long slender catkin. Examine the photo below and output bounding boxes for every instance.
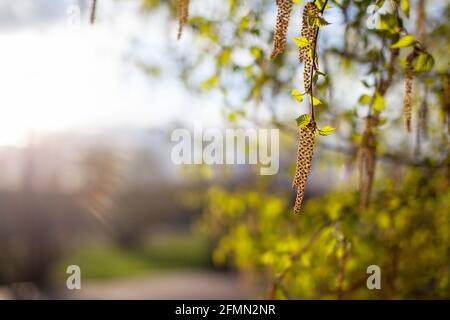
[271,0,293,59]
[403,53,415,133]
[300,2,319,94]
[177,0,190,40]
[293,121,316,213]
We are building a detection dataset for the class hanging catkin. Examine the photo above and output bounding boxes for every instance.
[90,0,97,24]
[443,74,450,134]
[293,121,316,213]
[403,52,415,133]
[299,2,319,94]
[177,0,190,40]
[358,116,377,211]
[271,0,294,59]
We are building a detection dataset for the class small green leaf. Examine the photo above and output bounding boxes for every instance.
[390,35,417,49]
[378,13,398,34]
[217,48,231,66]
[316,70,327,77]
[376,0,385,8]
[316,0,328,11]
[228,112,237,122]
[313,73,319,85]
[293,37,309,48]
[358,94,371,105]
[296,114,311,128]
[373,93,385,112]
[238,15,249,31]
[401,0,410,18]
[201,75,219,90]
[250,47,261,60]
[312,96,322,106]
[414,52,434,73]
[318,126,335,136]
[293,0,301,4]
[291,89,304,102]
[315,17,330,27]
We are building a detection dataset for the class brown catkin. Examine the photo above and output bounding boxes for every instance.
[177,0,190,40]
[271,0,293,59]
[90,0,97,25]
[403,53,415,133]
[299,2,319,94]
[442,73,450,134]
[358,116,377,211]
[293,121,316,213]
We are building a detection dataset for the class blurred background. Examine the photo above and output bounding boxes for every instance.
[0,0,449,299]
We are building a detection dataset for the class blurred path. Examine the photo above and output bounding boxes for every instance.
[63,270,258,300]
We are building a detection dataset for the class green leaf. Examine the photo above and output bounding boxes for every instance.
[358,94,371,105]
[414,52,434,73]
[296,114,311,128]
[291,89,304,102]
[316,70,327,77]
[201,75,219,90]
[250,47,261,60]
[238,16,249,31]
[313,73,319,85]
[217,48,231,66]
[315,17,330,27]
[293,0,301,4]
[378,13,398,34]
[373,93,385,112]
[401,0,410,18]
[390,35,417,49]
[293,37,309,48]
[312,96,322,107]
[376,0,385,8]
[316,0,325,9]
[228,112,237,122]
[318,126,335,136]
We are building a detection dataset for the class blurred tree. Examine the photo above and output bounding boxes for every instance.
[137,0,449,298]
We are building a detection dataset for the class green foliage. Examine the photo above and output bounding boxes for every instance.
[291,89,304,102]
[198,169,450,299]
[400,0,410,18]
[318,126,335,136]
[372,93,385,112]
[296,114,311,128]
[390,35,417,49]
[293,37,309,48]
[358,94,371,105]
[141,0,450,300]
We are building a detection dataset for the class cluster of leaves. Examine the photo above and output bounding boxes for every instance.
[197,166,450,299]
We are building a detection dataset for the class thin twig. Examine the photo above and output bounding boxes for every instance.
[309,0,329,122]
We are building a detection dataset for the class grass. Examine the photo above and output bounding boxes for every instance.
[56,233,209,280]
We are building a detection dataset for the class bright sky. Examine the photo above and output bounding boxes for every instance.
[0,0,387,148]
[0,0,222,146]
